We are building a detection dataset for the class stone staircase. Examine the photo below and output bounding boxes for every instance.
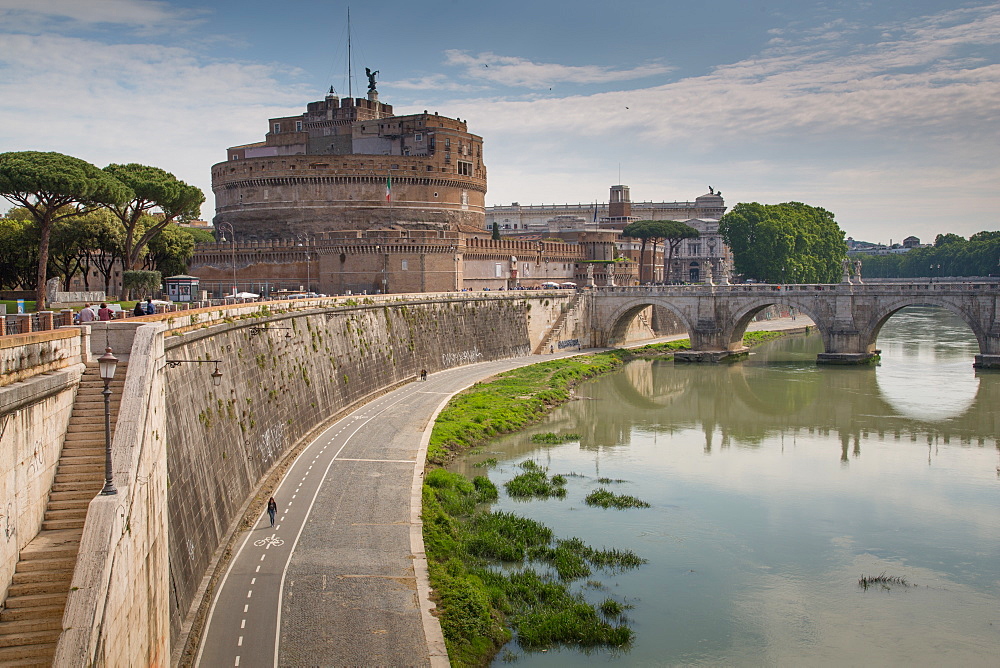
[0,363,125,666]
[535,293,582,354]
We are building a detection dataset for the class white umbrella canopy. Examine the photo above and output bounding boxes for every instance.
[540,282,561,288]
[228,291,260,299]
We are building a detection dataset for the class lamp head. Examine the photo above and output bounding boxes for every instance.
[98,347,118,382]
[211,362,223,387]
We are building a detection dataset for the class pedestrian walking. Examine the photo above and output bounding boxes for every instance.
[420,369,427,381]
[98,303,113,321]
[267,496,277,527]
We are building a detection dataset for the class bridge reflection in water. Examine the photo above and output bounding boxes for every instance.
[546,306,998,463]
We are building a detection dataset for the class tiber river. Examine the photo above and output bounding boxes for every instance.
[450,306,1000,667]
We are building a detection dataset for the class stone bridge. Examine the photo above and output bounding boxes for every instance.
[592,281,1000,368]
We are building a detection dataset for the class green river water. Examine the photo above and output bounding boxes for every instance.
[450,305,1000,667]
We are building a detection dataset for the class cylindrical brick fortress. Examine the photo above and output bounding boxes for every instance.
[212,92,487,240]
[212,153,487,240]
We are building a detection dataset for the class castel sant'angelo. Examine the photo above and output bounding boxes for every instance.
[191,73,728,296]
[212,75,487,239]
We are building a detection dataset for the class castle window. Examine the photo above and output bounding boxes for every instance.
[414,133,423,142]
[458,161,472,176]
[401,260,408,271]
[296,121,303,132]
[273,123,281,133]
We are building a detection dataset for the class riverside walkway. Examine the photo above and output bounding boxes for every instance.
[196,352,585,667]
[196,319,813,667]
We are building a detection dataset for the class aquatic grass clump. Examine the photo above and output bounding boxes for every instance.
[585,488,651,509]
[502,570,634,649]
[587,547,648,571]
[596,477,628,484]
[423,471,647,664]
[505,460,568,499]
[859,572,911,590]
[472,475,498,502]
[473,457,499,469]
[531,432,581,444]
[466,511,553,561]
[527,544,592,581]
[525,538,646,581]
[599,598,632,618]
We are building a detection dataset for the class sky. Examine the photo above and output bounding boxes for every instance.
[0,0,998,244]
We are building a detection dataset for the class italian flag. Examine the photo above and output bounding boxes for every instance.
[386,174,392,202]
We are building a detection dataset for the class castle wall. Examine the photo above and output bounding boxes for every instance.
[213,154,486,239]
[188,235,590,296]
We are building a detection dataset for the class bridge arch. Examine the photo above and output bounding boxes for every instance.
[602,297,696,347]
[726,297,830,351]
[863,297,989,356]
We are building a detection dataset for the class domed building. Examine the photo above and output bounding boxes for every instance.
[212,86,487,240]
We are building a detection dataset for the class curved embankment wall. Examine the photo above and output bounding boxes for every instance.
[163,294,581,652]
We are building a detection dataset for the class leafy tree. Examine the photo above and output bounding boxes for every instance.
[0,151,132,309]
[491,221,501,241]
[122,270,161,300]
[48,210,91,290]
[145,222,196,277]
[78,209,126,294]
[856,231,1000,278]
[656,220,700,284]
[934,233,964,247]
[102,163,205,274]
[0,213,39,290]
[184,227,217,244]
[622,221,654,283]
[720,202,846,283]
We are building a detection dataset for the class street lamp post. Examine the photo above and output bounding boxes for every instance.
[217,223,237,297]
[98,347,119,496]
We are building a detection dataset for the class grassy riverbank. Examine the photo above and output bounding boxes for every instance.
[424,329,802,665]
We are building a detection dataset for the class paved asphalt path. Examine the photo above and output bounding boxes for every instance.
[196,319,812,667]
[196,351,582,668]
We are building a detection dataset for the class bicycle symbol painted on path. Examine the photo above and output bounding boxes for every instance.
[254,534,284,548]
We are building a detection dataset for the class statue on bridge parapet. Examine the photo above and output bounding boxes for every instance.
[841,258,853,285]
[854,258,863,284]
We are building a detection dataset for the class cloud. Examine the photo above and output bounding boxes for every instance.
[441,50,674,89]
[0,32,311,218]
[0,0,204,32]
[444,4,1000,155]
